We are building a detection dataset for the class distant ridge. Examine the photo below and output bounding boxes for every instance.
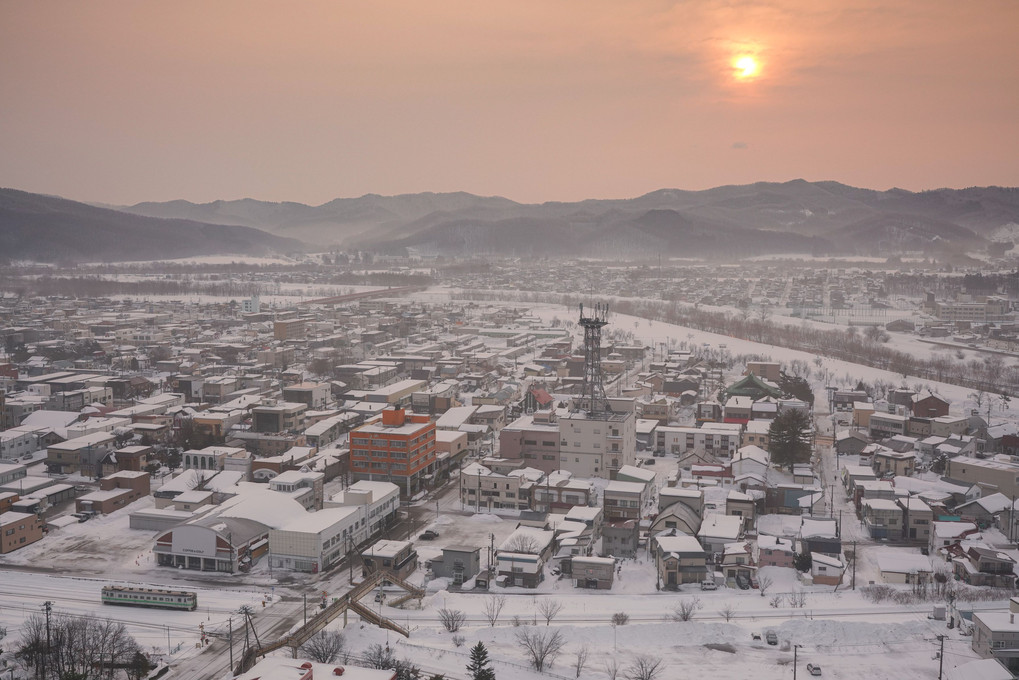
[0,188,304,263]
[110,181,1019,258]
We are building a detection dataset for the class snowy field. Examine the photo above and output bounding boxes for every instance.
[318,557,988,680]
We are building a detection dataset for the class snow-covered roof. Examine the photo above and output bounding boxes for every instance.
[811,552,844,569]
[799,517,838,538]
[733,445,769,464]
[605,480,648,494]
[615,464,656,483]
[876,553,933,574]
[654,532,704,555]
[698,513,743,540]
[216,485,308,529]
[945,658,1014,680]
[757,534,794,551]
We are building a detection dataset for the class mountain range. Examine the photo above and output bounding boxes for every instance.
[116,180,1019,259]
[0,188,302,263]
[3,181,1018,262]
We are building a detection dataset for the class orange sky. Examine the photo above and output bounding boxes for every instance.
[1,1,1017,205]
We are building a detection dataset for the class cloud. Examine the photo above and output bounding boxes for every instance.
[732,141,748,149]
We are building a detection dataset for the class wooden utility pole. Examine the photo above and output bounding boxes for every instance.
[852,540,857,590]
[42,600,52,680]
[937,635,945,680]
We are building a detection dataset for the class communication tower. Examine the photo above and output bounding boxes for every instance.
[579,302,610,415]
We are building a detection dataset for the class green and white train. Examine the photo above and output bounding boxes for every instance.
[101,585,198,611]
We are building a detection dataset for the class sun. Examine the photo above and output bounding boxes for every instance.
[733,55,760,80]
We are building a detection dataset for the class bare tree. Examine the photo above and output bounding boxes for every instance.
[538,598,564,625]
[718,604,737,622]
[502,534,540,554]
[362,643,395,669]
[361,644,421,680]
[300,630,344,663]
[515,628,565,672]
[574,644,590,678]
[791,590,808,608]
[624,654,666,680]
[671,597,702,622]
[758,574,773,596]
[438,608,467,633]
[18,612,141,680]
[604,658,621,680]
[483,595,506,627]
[769,595,783,608]
[611,612,630,626]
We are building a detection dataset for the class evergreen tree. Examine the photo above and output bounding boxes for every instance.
[768,409,813,471]
[466,641,496,680]
[779,373,814,405]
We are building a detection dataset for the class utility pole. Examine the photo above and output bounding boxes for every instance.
[303,593,307,626]
[489,533,495,573]
[793,644,801,680]
[348,535,354,585]
[935,635,945,680]
[166,625,171,656]
[1010,494,1015,544]
[228,617,234,674]
[42,600,52,680]
[852,540,857,590]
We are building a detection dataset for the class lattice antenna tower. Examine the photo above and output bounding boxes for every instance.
[579,302,610,415]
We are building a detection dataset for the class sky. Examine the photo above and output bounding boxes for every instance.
[1,1,1017,206]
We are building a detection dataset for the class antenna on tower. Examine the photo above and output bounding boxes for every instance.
[578,302,610,415]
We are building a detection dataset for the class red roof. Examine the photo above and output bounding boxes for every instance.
[530,387,554,406]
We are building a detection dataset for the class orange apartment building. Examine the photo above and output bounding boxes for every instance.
[349,408,436,497]
[1,511,44,554]
[76,470,151,515]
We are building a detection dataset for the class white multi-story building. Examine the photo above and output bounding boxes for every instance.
[0,427,38,462]
[558,409,636,479]
[269,469,325,511]
[270,480,400,573]
[324,480,400,546]
[459,461,543,511]
[655,423,743,457]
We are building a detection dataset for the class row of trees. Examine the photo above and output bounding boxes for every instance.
[453,289,1018,396]
[16,613,149,680]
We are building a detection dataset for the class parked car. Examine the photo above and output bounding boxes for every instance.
[419,530,439,540]
[736,574,750,590]
[806,663,822,676]
[700,580,718,591]
[643,458,655,466]
[766,630,778,646]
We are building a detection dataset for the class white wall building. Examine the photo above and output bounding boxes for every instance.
[655,423,742,457]
[558,410,635,479]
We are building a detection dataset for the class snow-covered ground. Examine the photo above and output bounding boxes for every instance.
[2,287,1015,678]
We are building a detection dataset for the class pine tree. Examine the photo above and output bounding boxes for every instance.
[768,408,812,471]
[466,641,496,680]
